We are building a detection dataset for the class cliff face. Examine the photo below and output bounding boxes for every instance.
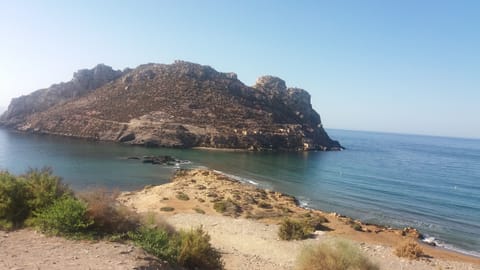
[1,61,342,151]
[1,64,124,125]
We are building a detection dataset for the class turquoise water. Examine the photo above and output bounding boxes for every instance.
[0,128,479,256]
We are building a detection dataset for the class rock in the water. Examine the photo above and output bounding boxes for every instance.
[0,61,342,151]
[141,155,178,165]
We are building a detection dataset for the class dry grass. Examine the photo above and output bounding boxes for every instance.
[395,239,424,259]
[296,239,379,270]
[79,188,139,234]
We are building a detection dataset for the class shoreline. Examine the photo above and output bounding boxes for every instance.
[210,168,480,260]
[118,169,480,267]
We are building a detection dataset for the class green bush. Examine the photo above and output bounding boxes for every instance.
[128,226,223,269]
[160,206,175,212]
[0,169,72,229]
[128,226,179,263]
[33,196,93,236]
[278,218,313,240]
[177,227,223,270]
[0,172,29,228]
[296,239,379,270]
[23,168,71,211]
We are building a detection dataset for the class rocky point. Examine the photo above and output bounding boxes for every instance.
[1,61,342,151]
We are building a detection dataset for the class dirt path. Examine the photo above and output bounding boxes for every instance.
[166,213,322,270]
[0,229,170,270]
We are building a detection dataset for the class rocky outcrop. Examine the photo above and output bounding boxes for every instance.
[1,61,342,151]
[0,64,124,125]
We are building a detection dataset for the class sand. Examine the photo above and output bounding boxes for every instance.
[119,169,480,270]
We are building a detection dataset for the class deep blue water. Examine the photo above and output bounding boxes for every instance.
[0,128,479,256]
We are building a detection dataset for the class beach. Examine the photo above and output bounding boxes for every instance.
[118,169,480,269]
[1,168,478,269]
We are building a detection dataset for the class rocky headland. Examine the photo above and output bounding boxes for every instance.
[0,61,342,151]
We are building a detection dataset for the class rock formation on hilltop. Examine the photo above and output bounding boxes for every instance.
[1,61,342,151]
[1,64,124,125]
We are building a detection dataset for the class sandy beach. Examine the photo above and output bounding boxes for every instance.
[119,169,480,270]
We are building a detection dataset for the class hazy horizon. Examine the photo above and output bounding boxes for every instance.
[1,1,479,139]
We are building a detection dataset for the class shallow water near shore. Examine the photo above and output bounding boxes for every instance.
[0,128,479,257]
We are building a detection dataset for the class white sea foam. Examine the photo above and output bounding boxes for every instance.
[421,235,480,258]
[212,170,260,186]
[298,197,312,209]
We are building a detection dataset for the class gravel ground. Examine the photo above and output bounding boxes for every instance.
[0,229,171,270]
[166,213,480,270]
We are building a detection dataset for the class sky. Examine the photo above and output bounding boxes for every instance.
[0,0,479,138]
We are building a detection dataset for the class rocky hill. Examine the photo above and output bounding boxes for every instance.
[0,61,342,151]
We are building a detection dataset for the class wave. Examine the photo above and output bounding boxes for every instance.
[297,196,313,210]
[212,170,260,186]
[174,159,192,168]
[421,235,480,258]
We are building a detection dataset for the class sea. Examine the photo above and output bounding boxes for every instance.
[0,128,479,257]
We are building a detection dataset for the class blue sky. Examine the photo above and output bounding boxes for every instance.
[0,0,479,138]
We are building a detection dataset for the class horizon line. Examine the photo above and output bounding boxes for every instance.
[327,127,480,141]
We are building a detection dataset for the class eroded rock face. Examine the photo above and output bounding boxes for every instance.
[1,61,342,151]
[0,64,124,125]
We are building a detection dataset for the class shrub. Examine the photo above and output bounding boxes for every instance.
[213,201,227,213]
[194,208,205,214]
[395,240,424,259]
[176,192,190,201]
[213,199,241,217]
[160,206,175,212]
[352,223,363,231]
[0,169,72,229]
[80,188,139,234]
[128,226,223,269]
[304,215,329,231]
[177,227,223,270]
[33,196,93,236]
[258,201,272,209]
[296,239,379,270]
[278,218,313,240]
[23,168,71,211]
[128,226,179,263]
[0,172,29,228]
